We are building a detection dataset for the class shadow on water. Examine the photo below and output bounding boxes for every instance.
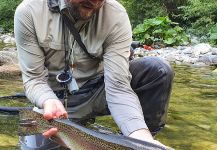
[0,65,217,150]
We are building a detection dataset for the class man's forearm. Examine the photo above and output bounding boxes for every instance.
[24,80,59,108]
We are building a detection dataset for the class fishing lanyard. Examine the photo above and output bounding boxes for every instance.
[62,22,70,109]
[61,14,86,108]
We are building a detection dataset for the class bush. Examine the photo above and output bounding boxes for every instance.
[179,0,217,37]
[163,0,188,26]
[133,16,190,46]
[208,24,217,46]
[0,0,22,33]
[120,0,167,27]
[121,0,217,42]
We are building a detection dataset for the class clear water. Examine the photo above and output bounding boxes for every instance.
[0,65,217,150]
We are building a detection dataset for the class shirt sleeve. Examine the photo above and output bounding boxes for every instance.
[14,3,58,108]
[103,12,148,136]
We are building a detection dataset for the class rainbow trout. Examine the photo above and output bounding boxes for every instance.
[19,109,168,150]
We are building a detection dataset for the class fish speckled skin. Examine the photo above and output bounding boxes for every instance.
[19,109,168,150]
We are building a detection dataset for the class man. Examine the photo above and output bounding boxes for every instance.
[14,0,174,149]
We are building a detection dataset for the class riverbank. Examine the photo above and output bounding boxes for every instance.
[133,43,217,67]
[1,34,217,79]
[1,34,217,150]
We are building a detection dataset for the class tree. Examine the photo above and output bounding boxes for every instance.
[120,0,167,27]
[0,0,22,33]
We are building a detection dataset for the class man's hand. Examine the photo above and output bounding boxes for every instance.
[129,129,168,148]
[42,99,68,138]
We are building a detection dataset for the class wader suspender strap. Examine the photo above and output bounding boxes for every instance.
[61,12,100,60]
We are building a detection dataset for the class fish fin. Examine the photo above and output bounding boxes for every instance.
[18,109,45,136]
[18,123,41,136]
[50,136,69,149]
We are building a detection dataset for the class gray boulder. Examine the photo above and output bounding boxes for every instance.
[0,48,18,66]
[198,55,217,66]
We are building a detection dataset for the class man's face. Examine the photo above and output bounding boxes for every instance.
[67,0,105,21]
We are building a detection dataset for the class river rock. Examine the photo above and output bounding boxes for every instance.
[0,64,21,79]
[0,48,18,66]
[0,34,10,41]
[10,38,16,45]
[2,47,17,51]
[132,43,217,66]
[211,48,217,55]
[181,47,192,54]
[0,46,20,78]
[0,34,16,45]
[3,37,12,44]
[198,55,217,65]
[3,37,16,44]
[191,43,212,57]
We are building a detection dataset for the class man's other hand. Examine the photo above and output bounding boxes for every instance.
[129,129,169,149]
[42,99,68,138]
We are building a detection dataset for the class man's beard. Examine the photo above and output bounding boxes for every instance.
[66,3,97,21]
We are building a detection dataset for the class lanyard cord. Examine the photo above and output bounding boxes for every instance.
[62,22,69,108]
[63,22,69,73]
[63,18,86,72]
[62,18,85,109]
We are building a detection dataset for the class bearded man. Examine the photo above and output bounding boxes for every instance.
[14,0,173,149]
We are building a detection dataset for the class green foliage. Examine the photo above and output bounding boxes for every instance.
[121,0,217,43]
[133,16,189,46]
[208,24,217,46]
[120,0,167,27]
[0,0,216,45]
[0,0,22,33]
[163,0,188,25]
[179,0,217,37]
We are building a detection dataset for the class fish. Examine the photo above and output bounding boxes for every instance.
[19,109,169,150]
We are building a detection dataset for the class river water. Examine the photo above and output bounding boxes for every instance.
[0,64,217,150]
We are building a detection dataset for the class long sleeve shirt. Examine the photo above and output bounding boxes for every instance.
[14,0,147,136]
